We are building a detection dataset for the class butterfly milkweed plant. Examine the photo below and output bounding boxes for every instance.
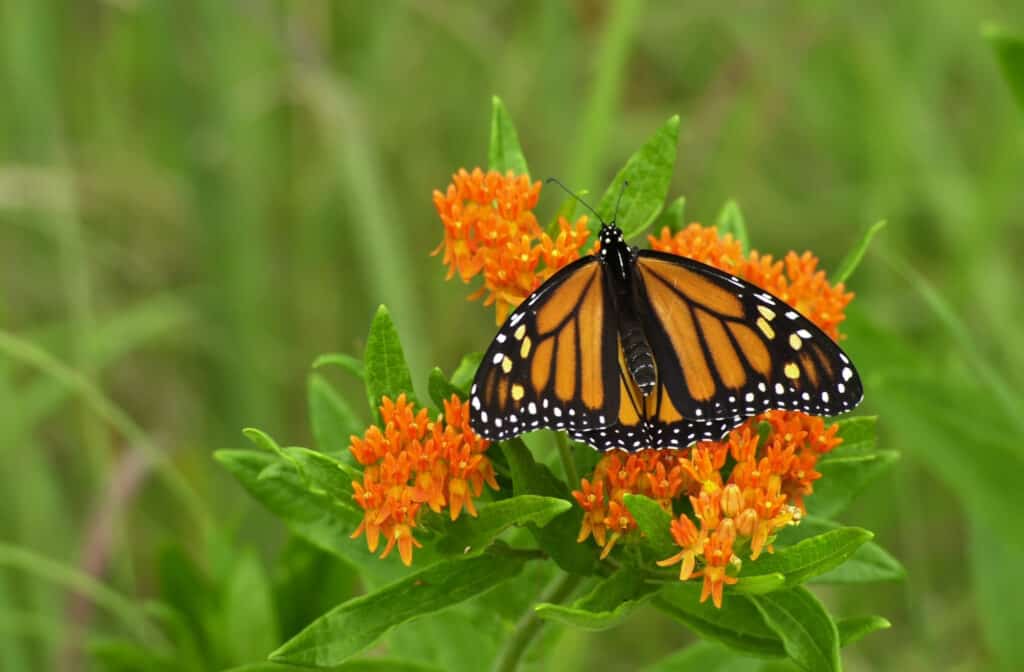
[217,98,903,672]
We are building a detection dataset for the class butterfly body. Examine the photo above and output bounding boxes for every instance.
[469,221,863,453]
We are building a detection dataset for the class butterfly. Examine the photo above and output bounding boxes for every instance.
[468,181,863,452]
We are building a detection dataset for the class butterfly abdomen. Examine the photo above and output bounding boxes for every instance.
[621,322,656,397]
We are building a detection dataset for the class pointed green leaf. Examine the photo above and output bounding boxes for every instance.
[488,96,530,176]
[810,418,897,518]
[281,447,360,501]
[436,495,571,556]
[715,200,749,253]
[364,305,416,418]
[985,25,1024,112]
[450,352,482,393]
[731,573,786,595]
[654,196,686,235]
[751,587,840,672]
[535,568,659,631]
[596,115,679,240]
[832,220,886,285]
[829,416,877,452]
[836,615,891,647]
[623,494,676,558]
[214,450,405,580]
[309,373,365,455]
[777,518,905,584]
[741,528,873,588]
[654,583,785,658]
[427,367,464,411]
[812,453,898,519]
[313,353,365,380]
[269,550,526,666]
[242,427,285,456]
[501,439,597,574]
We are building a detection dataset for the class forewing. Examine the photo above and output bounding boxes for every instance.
[469,257,620,441]
[636,250,864,425]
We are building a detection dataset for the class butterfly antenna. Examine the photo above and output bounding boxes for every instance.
[545,177,606,225]
[612,180,629,224]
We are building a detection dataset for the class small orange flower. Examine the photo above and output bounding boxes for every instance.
[696,520,739,608]
[433,168,592,323]
[657,513,704,581]
[349,394,499,565]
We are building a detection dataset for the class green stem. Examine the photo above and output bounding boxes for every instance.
[491,571,583,672]
[555,432,579,487]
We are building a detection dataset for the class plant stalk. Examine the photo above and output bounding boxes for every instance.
[491,571,583,672]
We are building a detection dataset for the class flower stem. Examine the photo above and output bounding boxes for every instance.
[555,432,579,487]
[491,571,583,672]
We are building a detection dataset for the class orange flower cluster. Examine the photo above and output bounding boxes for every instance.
[573,412,842,608]
[349,394,499,566]
[433,168,592,324]
[649,224,853,340]
[430,173,856,605]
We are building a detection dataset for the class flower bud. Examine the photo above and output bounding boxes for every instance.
[721,483,743,517]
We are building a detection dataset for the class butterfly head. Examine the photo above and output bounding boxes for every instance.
[599,224,625,251]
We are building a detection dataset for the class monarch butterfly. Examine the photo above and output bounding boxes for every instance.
[469,181,863,452]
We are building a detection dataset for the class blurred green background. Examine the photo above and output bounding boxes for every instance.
[2,1,1023,671]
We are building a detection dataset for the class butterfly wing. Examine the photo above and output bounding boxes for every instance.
[634,250,863,434]
[469,257,621,443]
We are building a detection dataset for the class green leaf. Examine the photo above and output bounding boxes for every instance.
[730,573,786,595]
[224,659,447,672]
[828,416,877,452]
[654,583,785,658]
[363,305,416,418]
[623,493,676,558]
[595,115,679,240]
[436,495,571,556]
[501,439,597,574]
[427,367,464,411]
[741,527,873,588]
[242,427,288,458]
[984,25,1024,112]
[641,640,766,672]
[450,352,482,393]
[810,418,897,518]
[777,518,905,584]
[832,220,886,285]
[269,550,527,666]
[535,568,659,631]
[751,587,840,672]
[715,200,750,253]
[654,195,686,235]
[281,446,360,502]
[221,550,279,664]
[836,615,891,647]
[308,373,365,455]
[313,353,365,380]
[215,450,401,580]
[488,96,530,175]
